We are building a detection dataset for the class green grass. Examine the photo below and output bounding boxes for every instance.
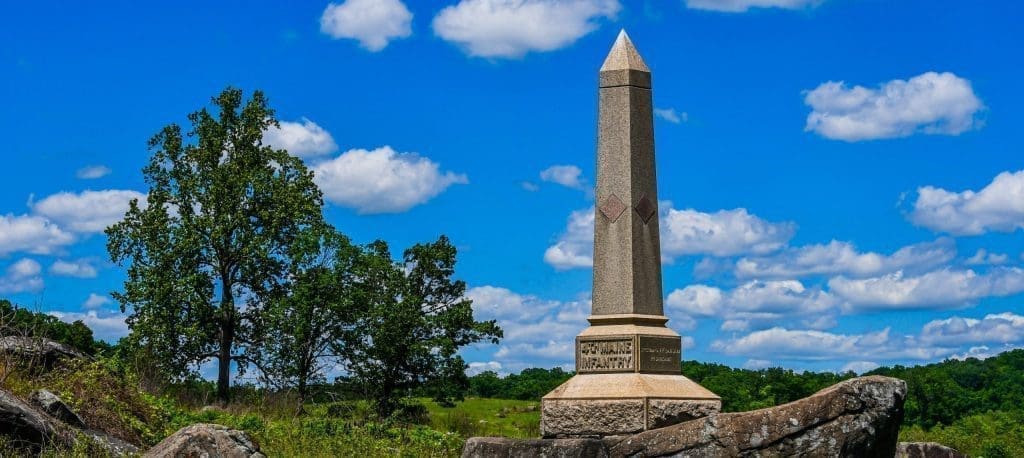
[423,397,540,439]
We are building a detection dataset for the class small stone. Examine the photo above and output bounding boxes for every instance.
[144,423,265,458]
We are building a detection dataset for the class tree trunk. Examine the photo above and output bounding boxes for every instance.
[217,320,234,405]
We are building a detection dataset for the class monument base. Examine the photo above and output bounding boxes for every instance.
[540,372,721,438]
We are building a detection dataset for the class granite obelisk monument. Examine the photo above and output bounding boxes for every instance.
[540,31,721,438]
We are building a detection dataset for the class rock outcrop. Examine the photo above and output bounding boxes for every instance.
[0,336,87,369]
[463,376,907,458]
[30,389,86,428]
[896,442,966,458]
[0,388,74,452]
[144,423,266,458]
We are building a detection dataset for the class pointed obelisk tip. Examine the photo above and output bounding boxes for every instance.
[600,29,650,73]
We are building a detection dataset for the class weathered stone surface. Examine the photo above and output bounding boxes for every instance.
[646,399,720,430]
[609,376,906,457]
[543,399,645,438]
[144,423,266,458]
[462,437,608,458]
[30,389,85,428]
[80,429,141,457]
[896,441,966,458]
[0,388,74,452]
[479,377,907,457]
[0,336,87,369]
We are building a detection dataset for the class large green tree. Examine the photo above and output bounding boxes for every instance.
[107,87,324,404]
[344,236,502,417]
[257,227,360,410]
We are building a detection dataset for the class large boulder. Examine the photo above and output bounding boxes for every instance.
[30,389,86,428]
[0,388,74,452]
[463,376,907,458]
[144,423,266,458]
[896,442,966,458]
[0,336,87,369]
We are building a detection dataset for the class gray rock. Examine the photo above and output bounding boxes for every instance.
[144,423,266,458]
[0,388,74,452]
[462,437,608,458]
[0,336,88,369]
[30,389,86,428]
[896,442,966,458]
[80,429,141,457]
[464,376,907,458]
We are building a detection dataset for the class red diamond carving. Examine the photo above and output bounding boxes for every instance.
[635,195,657,224]
[599,194,627,222]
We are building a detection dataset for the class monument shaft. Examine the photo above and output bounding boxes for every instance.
[593,37,663,317]
[541,31,720,438]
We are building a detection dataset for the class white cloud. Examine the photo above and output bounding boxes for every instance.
[466,361,503,376]
[920,312,1024,346]
[829,267,1024,311]
[841,361,879,374]
[966,249,1008,266]
[82,293,111,310]
[661,207,795,258]
[666,279,839,331]
[686,0,821,13]
[804,72,983,141]
[50,259,98,278]
[654,108,687,124]
[0,259,43,294]
[0,214,75,255]
[544,208,595,270]
[467,285,590,369]
[711,327,947,362]
[31,189,145,233]
[539,165,586,190]
[432,0,620,58]
[312,146,467,214]
[320,0,413,51]
[735,238,955,279]
[545,206,794,269]
[909,170,1024,236]
[263,118,338,158]
[520,181,540,192]
[48,310,128,343]
[75,165,111,179]
[743,359,772,370]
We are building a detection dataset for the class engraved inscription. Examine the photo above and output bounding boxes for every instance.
[638,336,682,373]
[577,338,634,373]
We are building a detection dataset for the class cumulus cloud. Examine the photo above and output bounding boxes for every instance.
[50,259,98,278]
[75,165,111,179]
[966,249,1008,266]
[804,72,983,141]
[686,0,821,13]
[841,361,880,374]
[0,259,43,294]
[320,0,413,51]
[539,165,587,190]
[711,327,947,362]
[545,206,794,270]
[909,170,1024,236]
[829,267,1024,311]
[654,108,687,124]
[666,280,839,331]
[432,0,620,58]
[0,214,75,256]
[48,310,129,343]
[31,189,145,233]
[312,146,467,214]
[920,312,1024,346]
[263,118,338,158]
[467,285,590,371]
[82,293,111,310]
[466,361,503,376]
[735,238,955,279]
[661,208,796,258]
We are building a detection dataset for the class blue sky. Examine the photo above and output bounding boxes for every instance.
[3,0,1023,376]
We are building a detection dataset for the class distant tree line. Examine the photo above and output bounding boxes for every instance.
[103,87,501,416]
[0,299,107,355]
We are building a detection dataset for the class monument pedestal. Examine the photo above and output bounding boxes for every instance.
[540,315,721,438]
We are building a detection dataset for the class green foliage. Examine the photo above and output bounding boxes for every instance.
[900,410,1024,457]
[870,349,1024,429]
[105,87,325,403]
[681,361,853,412]
[343,236,502,417]
[467,367,572,400]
